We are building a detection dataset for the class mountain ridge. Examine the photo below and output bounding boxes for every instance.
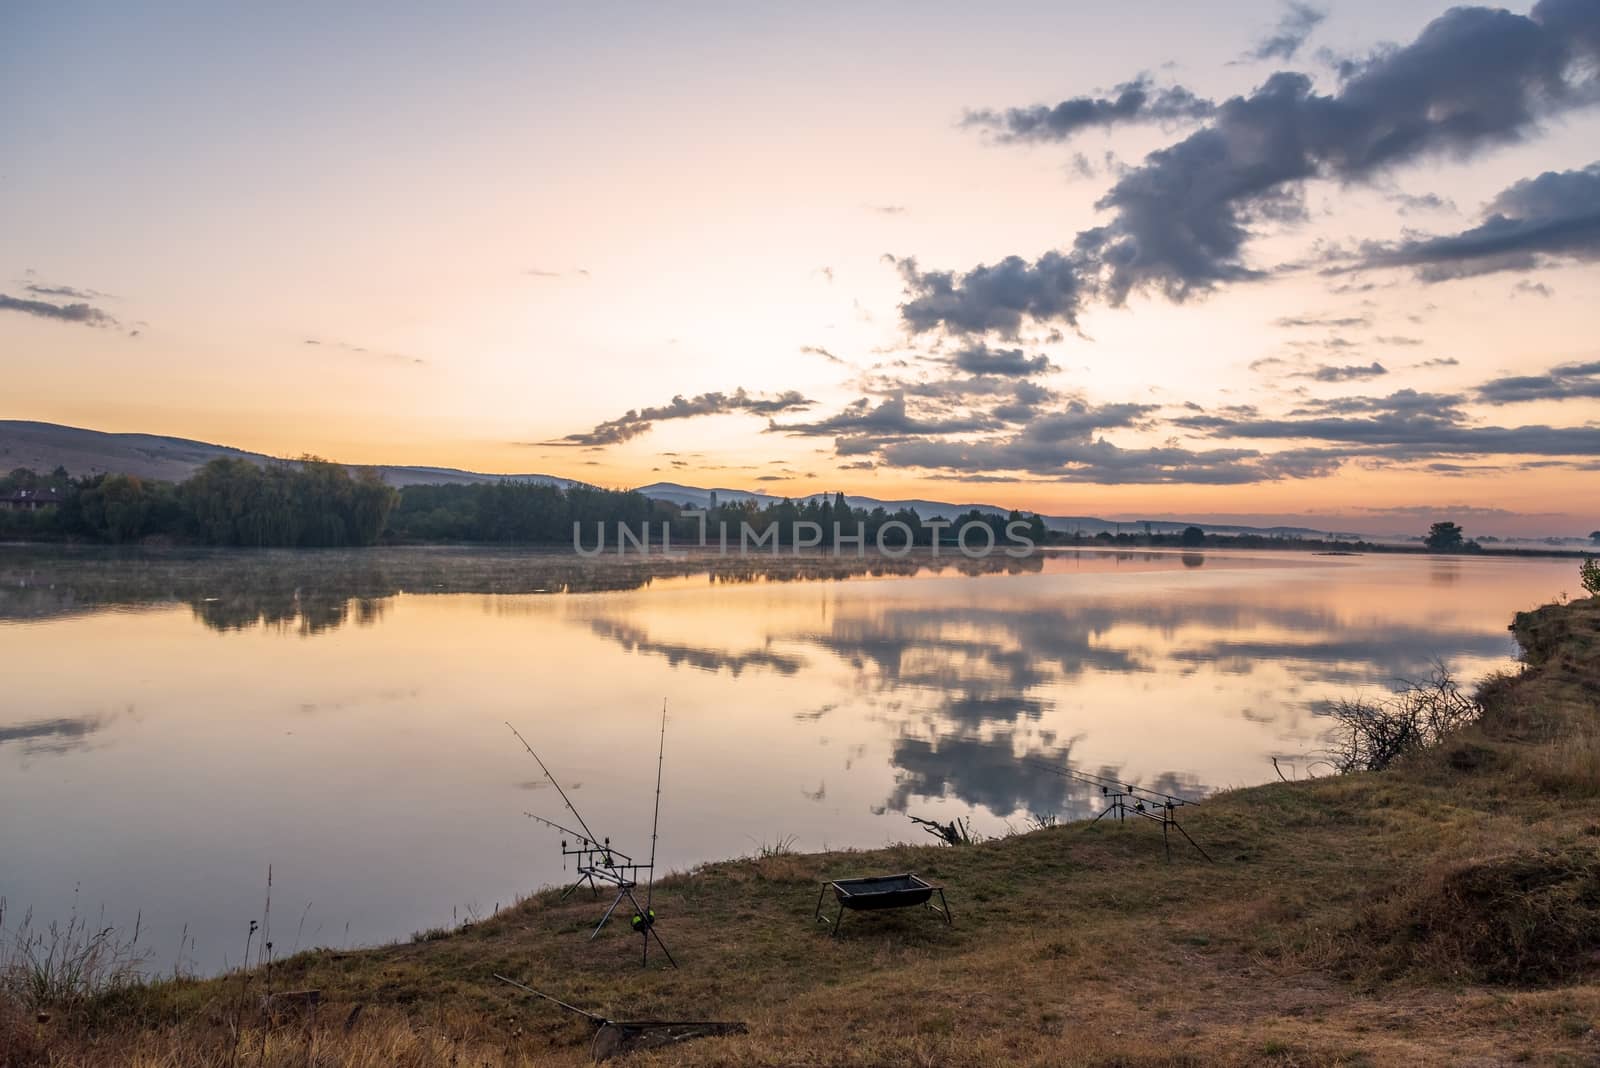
[4,418,1353,539]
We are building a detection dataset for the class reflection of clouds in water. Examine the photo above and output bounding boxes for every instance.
[0,714,109,757]
[576,592,1524,820]
[883,730,1213,820]
[883,732,1096,818]
[1170,628,1514,685]
[582,619,803,676]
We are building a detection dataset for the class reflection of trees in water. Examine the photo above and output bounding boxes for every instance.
[0,547,1042,634]
[189,592,389,635]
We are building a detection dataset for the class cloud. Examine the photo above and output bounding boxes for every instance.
[1352,162,1600,281]
[866,204,908,215]
[1293,361,1388,382]
[800,344,847,365]
[1244,2,1326,61]
[1475,360,1600,405]
[0,292,118,327]
[897,252,1088,337]
[1391,191,1456,215]
[801,398,1321,485]
[901,1,1600,332]
[770,393,998,440]
[21,282,110,300]
[1274,315,1370,328]
[1416,356,1459,368]
[1514,279,1553,297]
[950,342,1056,377]
[1177,387,1600,457]
[525,267,590,278]
[554,388,816,446]
[963,76,1215,144]
[303,338,426,366]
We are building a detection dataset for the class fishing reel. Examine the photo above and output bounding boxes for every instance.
[630,908,656,934]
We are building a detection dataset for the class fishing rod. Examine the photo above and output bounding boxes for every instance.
[523,812,598,847]
[492,973,606,1024]
[1021,757,1195,807]
[506,723,606,848]
[637,700,668,967]
[509,716,679,967]
[1018,756,1212,863]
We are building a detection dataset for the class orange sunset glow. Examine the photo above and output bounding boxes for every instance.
[4,1,1597,536]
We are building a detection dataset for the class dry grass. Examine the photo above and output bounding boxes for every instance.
[7,598,1600,1067]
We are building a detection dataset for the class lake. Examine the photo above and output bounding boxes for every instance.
[0,545,1574,973]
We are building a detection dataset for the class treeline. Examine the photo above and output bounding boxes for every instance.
[390,483,1050,548]
[2,464,1051,550]
[1,459,398,547]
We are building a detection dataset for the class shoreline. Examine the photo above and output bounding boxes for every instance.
[6,596,1599,1065]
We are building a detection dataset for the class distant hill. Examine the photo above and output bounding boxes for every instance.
[5,419,1349,539]
[633,482,1343,540]
[0,420,577,489]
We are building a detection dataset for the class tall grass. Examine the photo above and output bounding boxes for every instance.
[0,893,148,1013]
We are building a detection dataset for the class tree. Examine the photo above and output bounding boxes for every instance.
[1180,525,1205,547]
[77,473,155,543]
[1582,558,1600,596]
[1424,521,1466,551]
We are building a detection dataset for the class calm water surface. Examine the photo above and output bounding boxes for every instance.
[0,546,1573,971]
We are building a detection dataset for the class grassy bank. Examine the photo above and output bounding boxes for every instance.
[6,599,1600,1066]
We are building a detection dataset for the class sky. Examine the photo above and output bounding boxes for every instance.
[3,0,1598,536]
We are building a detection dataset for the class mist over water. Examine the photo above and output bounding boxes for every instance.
[0,546,1571,973]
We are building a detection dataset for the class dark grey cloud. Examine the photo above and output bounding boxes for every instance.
[889,374,1061,425]
[769,393,997,439]
[1391,191,1456,215]
[1178,386,1600,457]
[1274,314,1370,328]
[1245,2,1327,62]
[1416,356,1459,368]
[1353,162,1600,281]
[0,292,117,328]
[963,76,1215,144]
[554,388,816,446]
[877,433,1330,485]
[1475,360,1600,405]
[22,282,110,300]
[855,400,1329,485]
[896,252,1088,337]
[1293,361,1388,382]
[950,342,1055,377]
[903,1,1600,332]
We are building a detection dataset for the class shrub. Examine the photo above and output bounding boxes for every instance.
[1353,847,1600,984]
[1581,557,1600,596]
[1325,663,1481,773]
